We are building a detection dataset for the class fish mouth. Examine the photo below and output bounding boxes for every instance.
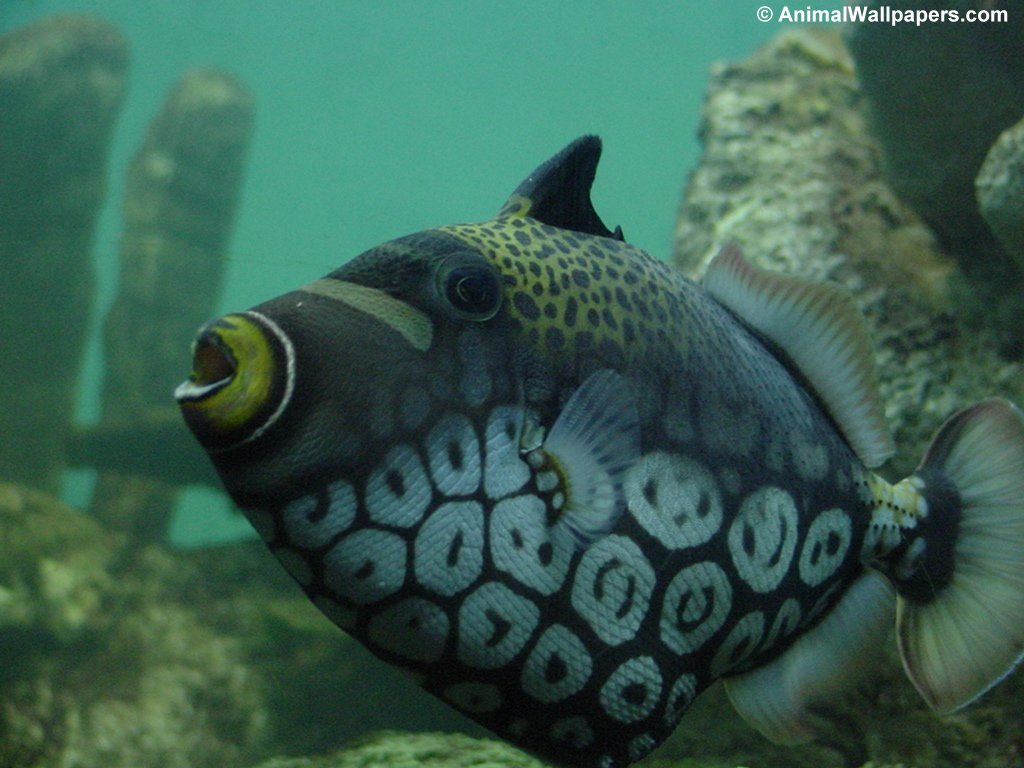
[175,327,238,403]
[174,312,294,451]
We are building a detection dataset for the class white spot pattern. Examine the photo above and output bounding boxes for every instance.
[521,623,592,703]
[626,452,723,550]
[443,681,503,713]
[799,507,852,587]
[365,443,431,527]
[323,528,406,604]
[791,431,829,482]
[483,406,531,499]
[458,582,539,669]
[663,673,697,727]
[711,610,765,676]
[491,495,572,596]
[628,734,657,762]
[660,560,733,655]
[367,597,449,663]
[571,535,655,646]
[762,597,801,652]
[426,413,481,496]
[282,481,356,549]
[728,487,799,593]
[414,500,484,597]
[599,655,662,724]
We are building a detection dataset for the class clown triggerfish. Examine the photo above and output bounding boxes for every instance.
[176,137,1024,768]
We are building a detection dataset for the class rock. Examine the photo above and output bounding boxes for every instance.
[844,0,1024,256]
[977,116,1024,272]
[90,68,255,541]
[673,27,1019,479]
[0,16,128,492]
[671,24,1024,767]
[0,483,115,644]
[0,483,268,768]
[0,481,474,767]
[246,731,550,768]
[674,28,948,302]
[844,0,1024,353]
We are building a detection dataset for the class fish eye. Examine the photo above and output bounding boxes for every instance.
[438,258,502,321]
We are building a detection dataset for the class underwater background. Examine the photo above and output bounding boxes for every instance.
[3,0,788,548]
[2,1,1023,767]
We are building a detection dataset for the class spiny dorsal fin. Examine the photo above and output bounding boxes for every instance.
[703,244,894,468]
[500,136,623,241]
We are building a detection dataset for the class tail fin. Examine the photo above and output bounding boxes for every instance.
[895,398,1024,713]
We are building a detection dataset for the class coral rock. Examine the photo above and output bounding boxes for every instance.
[977,116,1024,271]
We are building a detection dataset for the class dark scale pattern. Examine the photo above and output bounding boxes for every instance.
[204,192,892,768]
[439,218,697,371]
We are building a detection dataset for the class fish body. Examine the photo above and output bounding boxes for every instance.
[176,137,1024,767]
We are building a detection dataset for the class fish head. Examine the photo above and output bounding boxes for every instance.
[175,135,630,507]
[174,228,521,505]
[174,137,676,768]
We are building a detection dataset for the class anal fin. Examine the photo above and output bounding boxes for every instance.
[723,572,895,744]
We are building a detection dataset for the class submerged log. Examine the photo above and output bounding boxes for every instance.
[0,16,128,492]
[89,69,254,540]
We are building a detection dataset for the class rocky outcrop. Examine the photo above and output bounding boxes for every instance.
[0,483,267,768]
[672,23,1024,768]
[88,68,254,541]
[674,28,1022,481]
[845,0,1024,354]
[0,17,127,492]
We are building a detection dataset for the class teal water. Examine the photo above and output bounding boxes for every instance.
[2,1,826,545]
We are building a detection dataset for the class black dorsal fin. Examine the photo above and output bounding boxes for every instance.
[499,135,623,241]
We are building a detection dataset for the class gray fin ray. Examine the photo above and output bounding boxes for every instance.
[723,572,895,744]
[539,369,641,548]
[703,244,894,468]
[896,398,1024,713]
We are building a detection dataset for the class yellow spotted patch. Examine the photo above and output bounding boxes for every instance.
[866,473,927,527]
[440,217,692,364]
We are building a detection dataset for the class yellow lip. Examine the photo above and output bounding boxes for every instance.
[175,312,294,450]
